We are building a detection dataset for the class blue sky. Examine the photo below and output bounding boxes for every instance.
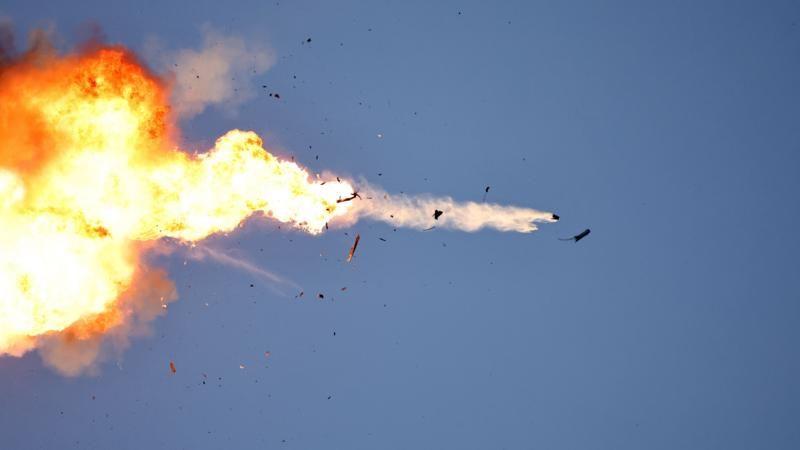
[1,1,799,449]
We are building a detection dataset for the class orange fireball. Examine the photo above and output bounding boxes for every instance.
[0,47,353,368]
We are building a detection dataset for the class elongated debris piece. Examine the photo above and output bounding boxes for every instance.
[347,234,361,262]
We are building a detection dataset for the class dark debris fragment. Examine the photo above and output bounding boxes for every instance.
[347,234,361,262]
[559,228,590,243]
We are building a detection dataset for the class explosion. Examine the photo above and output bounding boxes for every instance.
[0,36,556,375]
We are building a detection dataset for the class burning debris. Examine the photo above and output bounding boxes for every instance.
[336,191,361,203]
[433,209,444,220]
[169,361,177,374]
[559,229,591,242]
[347,234,361,262]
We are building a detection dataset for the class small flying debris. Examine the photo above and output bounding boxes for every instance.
[551,214,560,221]
[559,229,591,242]
[433,209,444,220]
[337,191,362,203]
[347,234,361,262]
[169,361,176,374]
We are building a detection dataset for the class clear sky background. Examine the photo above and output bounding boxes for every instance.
[1,1,799,449]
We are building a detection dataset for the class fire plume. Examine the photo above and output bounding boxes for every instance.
[0,47,352,371]
[0,37,556,375]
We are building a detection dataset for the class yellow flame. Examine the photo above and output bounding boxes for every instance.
[0,48,352,354]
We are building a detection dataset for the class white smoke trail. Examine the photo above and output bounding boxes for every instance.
[188,245,300,294]
[343,181,558,233]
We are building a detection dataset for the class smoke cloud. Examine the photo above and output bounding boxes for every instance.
[146,25,275,118]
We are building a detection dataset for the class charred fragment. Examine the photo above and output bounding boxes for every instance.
[336,191,361,203]
[551,214,560,221]
[559,228,591,242]
[347,233,361,262]
[433,209,443,220]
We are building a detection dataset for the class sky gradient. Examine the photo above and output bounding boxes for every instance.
[1,1,799,449]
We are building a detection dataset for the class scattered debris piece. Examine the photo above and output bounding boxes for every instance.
[318,293,325,299]
[378,237,387,242]
[551,214,560,221]
[433,209,443,220]
[169,361,176,374]
[482,186,490,202]
[239,364,246,369]
[264,351,271,359]
[340,287,347,291]
[347,234,361,262]
[559,228,591,242]
[423,226,436,231]
[337,191,361,203]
